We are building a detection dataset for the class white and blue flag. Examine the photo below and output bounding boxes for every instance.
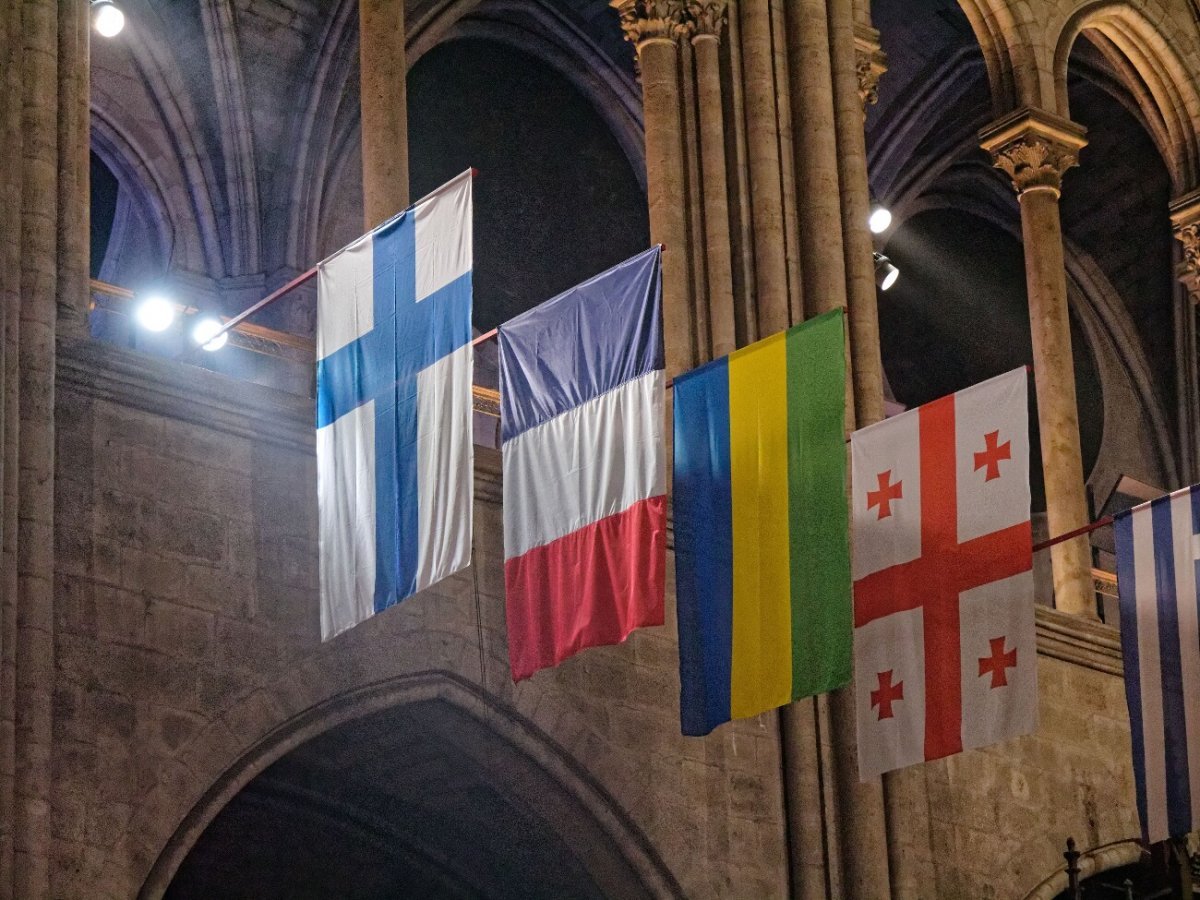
[1117,483,1200,843]
[316,171,473,640]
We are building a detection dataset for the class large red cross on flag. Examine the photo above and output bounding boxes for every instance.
[851,369,1036,780]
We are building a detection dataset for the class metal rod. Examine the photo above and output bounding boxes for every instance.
[1032,516,1114,553]
[199,267,319,348]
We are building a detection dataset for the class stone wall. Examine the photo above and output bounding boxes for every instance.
[49,337,789,899]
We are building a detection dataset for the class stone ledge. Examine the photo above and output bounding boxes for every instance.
[58,337,315,451]
[1035,604,1122,677]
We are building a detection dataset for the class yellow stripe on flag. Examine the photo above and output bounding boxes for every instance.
[728,332,793,719]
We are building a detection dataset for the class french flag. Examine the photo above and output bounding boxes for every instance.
[316,172,473,640]
[498,247,666,681]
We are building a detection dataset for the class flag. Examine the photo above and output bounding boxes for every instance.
[1116,484,1200,844]
[851,368,1034,780]
[498,247,666,680]
[316,171,473,640]
[674,309,850,737]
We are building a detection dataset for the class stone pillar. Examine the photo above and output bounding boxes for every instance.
[359,0,409,229]
[738,0,790,337]
[825,2,893,897]
[56,0,89,337]
[1169,190,1200,481]
[0,1,20,893]
[981,108,1094,618]
[15,0,61,892]
[689,3,737,359]
[612,0,696,376]
[786,0,846,319]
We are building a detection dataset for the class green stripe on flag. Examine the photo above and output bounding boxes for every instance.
[785,308,852,699]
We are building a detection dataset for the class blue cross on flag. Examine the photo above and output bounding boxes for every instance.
[316,171,473,640]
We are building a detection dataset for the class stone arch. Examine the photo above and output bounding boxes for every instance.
[1053,1,1200,191]
[286,0,643,269]
[89,109,175,278]
[955,0,1052,112]
[1019,839,1145,899]
[890,169,1176,494]
[126,669,682,900]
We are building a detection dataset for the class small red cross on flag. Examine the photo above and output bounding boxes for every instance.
[851,369,1036,780]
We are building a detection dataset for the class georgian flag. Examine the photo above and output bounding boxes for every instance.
[851,369,1035,780]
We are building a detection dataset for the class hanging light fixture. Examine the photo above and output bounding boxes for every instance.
[191,316,229,352]
[868,201,892,234]
[873,252,899,291]
[134,295,176,332]
[91,0,125,38]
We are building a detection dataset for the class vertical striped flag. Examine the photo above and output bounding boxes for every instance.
[1117,484,1200,843]
[316,171,473,640]
[499,247,666,680]
[673,309,850,736]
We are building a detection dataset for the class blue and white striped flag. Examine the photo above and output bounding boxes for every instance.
[316,171,473,640]
[1117,483,1200,843]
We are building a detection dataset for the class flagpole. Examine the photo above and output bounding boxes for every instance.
[1032,516,1113,554]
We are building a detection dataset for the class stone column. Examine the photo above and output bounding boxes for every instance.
[15,0,61,893]
[359,0,410,229]
[853,23,886,112]
[981,108,1094,618]
[824,2,893,898]
[738,0,790,337]
[689,2,737,359]
[56,0,89,336]
[0,2,20,894]
[786,0,846,319]
[1169,190,1200,481]
[612,1,696,376]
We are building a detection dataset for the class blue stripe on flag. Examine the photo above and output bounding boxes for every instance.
[498,247,663,443]
[314,211,471,612]
[1152,497,1193,836]
[673,358,734,736]
[1116,512,1149,839]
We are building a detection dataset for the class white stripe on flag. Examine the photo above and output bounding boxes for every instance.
[414,172,473,300]
[318,401,376,640]
[414,342,474,594]
[1134,506,1169,841]
[1172,492,1200,827]
[501,370,665,560]
[316,230,374,359]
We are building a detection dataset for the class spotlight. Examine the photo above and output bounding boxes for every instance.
[873,252,899,291]
[92,0,125,37]
[191,317,229,352]
[868,202,892,234]
[134,295,176,332]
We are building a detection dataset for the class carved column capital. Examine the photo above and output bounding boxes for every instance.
[979,107,1088,197]
[1170,188,1200,305]
[854,24,888,110]
[687,1,727,41]
[610,0,691,46]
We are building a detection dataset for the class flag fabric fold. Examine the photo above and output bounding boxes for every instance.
[316,171,474,640]
[499,246,666,681]
[673,309,851,737]
[1116,483,1200,844]
[851,368,1034,779]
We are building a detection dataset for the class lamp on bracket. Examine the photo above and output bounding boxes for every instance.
[92,0,125,37]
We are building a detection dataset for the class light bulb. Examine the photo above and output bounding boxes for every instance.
[135,296,176,332]
[93,2,125,37]
[192,317,229,351]
[868,204,892,234]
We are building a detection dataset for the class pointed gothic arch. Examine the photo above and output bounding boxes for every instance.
[1053,1,1200,191]
[127,671,682,900]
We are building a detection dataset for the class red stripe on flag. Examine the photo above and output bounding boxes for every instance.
[504,495,666,681]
